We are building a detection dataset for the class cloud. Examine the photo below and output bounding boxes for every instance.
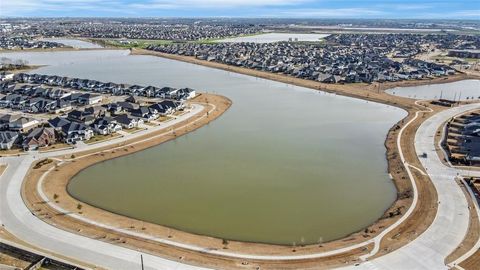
[276,8,387,18]
[1,0,308,16]
[0,0,123,16]
[448,10,480,18]
[397,9,480,19]
[0,0,477,18]
[128,0,307,10]
[388,3,433,10]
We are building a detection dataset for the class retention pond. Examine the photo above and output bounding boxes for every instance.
[2,49,407,245]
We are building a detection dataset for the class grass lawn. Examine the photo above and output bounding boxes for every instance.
[124,127,146,133]
[39,143,71,152]
[94,38,173,49]
[85,133,122,144]
[173,110,186,116]
[143,121,159,127]
[158,115,174,122]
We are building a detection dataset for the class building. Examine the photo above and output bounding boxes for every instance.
[8,117,39,132]
[78,93,102,105]
[22,127,56,151]
[0,131,20,150]
[114,114,143,129]
[91,117,122,135]
[61,122,94,144]
[0,72,14,81]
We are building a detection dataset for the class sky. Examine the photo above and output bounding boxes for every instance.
[0,0,479,19]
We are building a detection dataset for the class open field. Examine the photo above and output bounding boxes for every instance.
[87,38,174,49]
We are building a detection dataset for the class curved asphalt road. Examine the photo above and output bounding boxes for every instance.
[0,105,212,270]
[1,103,479,270]
[342,102,480,270]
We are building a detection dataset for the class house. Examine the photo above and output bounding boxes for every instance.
[62,93,84,103]
[50,100,72,113]
[125,95,141,104]
[155,87,176,98]
[24,98,56,113]
[0,94,22,108]
[48,117,71,131]
[160,100,183,112]
[91,117,122,135]
[9,95,29,110]
[131,106,158,122]
[143,86,158,97]
[8,117,39,132]
[0,114,21,129]
[149,101,175,116]
[61,122,94,144]
[22,127,56,151]
[47,88,71,99]
[103,102,124,115]
[116,101,139,112]
[175,88,196,100]
[77,93,102,105]
[0,72,14,81]
[130,106,147,117]
[0,131,20,150]
[114,114,143,129]
[84,106,106,118]
[67,110,95,125]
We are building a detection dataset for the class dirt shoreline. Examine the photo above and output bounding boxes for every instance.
[18,50,480,269]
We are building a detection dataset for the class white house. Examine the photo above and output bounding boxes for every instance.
[0,72,14,81]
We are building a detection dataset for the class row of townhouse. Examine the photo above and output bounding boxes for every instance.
[445,112,480,166]
[12,73,196,101]
[0,82,102,114]
[0,72,189,150]
[0,36,64,50]
[50,99,183,144]
[0,98,183,150]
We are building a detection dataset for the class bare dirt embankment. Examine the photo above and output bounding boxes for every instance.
[19,48,480,269]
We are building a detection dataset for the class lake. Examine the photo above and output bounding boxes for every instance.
[38,38,103,49]
[387,80,480,101]
[2,49,406,245]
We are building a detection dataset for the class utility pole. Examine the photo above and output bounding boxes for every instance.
[141,254,144,270]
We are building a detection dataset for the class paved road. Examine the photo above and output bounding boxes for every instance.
[341,103,480,270]
[0,106,212,270]
[1,103,479,270]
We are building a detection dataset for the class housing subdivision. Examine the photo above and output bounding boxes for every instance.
[145,33,480,83]
[0,73,196,151]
